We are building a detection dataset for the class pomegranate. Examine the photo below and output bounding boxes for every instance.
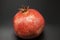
[13,6,45,39]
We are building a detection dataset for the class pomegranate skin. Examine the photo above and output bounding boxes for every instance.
[13,9,45,39]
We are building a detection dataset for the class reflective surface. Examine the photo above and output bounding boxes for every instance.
[0,24,60,40]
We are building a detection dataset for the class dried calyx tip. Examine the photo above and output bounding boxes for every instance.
[20,6,29,13]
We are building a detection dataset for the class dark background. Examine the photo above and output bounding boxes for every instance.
[0,0,60,40]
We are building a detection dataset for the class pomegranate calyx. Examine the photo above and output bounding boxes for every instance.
[20,6,29,13]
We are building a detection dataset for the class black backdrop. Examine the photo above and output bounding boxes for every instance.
[0,0,60,40]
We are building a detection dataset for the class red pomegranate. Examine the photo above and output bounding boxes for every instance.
[13,6,45,39]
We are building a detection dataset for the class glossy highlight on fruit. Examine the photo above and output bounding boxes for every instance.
[13,7,45,39]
